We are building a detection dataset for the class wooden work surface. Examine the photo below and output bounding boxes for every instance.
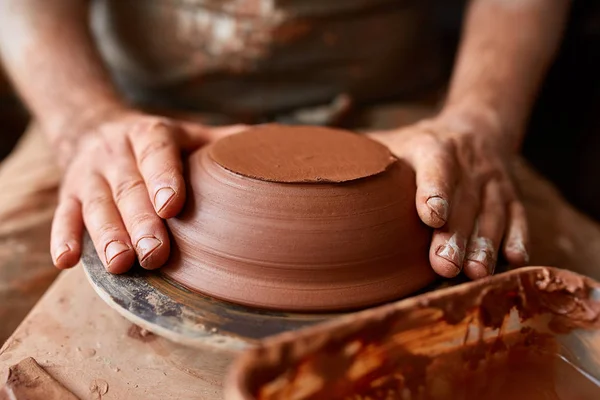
[0,267,238,400]
[2,158,600,400]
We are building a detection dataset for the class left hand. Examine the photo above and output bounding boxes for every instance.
[368,110,529,279]
[49,107,248,273]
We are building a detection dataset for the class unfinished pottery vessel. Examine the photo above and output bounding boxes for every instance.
[161,124,435,312]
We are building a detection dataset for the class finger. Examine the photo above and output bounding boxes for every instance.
[407,136,457,229]
[104,137,170,270]
[81,173,136,274]
[463,180,506,280]
[503,200,530,266]
[51,194,83,269]
[178,123,249,149]
[430,181,479,278]
[128,120,185,219]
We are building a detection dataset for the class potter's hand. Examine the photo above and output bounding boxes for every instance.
[50,108,246,273]
[368,114,529,280]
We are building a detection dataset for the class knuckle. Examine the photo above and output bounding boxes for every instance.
[58,177,80,199]
[127,211,159,230]
[148,164,181,183]
[429,141,458,169]
[82,131,124,158]
[57,194,80,214]
[97,223,123,242]
[112,178,146,203]
[415,141,451,166]
[148,118,174,132]
[82,193,112,215]
[136,140,173,166]
[131,118,173,138]
[100,130,126,153]
[80,134,104,153]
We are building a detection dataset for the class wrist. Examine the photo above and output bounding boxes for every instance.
[45,98,133,165]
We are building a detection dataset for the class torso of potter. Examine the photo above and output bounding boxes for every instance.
[91,1,442,116]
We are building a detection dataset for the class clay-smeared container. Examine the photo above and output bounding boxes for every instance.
[162,124,435,312]
[224,267,600,400]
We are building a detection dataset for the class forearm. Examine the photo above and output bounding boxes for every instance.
[0,0,125,146]
[443,0,570,148]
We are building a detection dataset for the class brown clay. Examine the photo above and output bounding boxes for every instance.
[250,333,600,400]
[0,357,78,400]
[162,124,435,312]
[209,124,396,183]
[225,267,600,399]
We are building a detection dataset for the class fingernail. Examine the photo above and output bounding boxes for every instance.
[435,233,464,275]
[54,243,71,264]
[154,187,175,213]
[136,236,162,261]
[105,241,131,265]
[427,196,449,222]
[466,237,496,274]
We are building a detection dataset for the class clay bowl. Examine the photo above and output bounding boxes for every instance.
[161,124,435,312]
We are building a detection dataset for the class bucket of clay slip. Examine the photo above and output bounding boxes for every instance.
[224,267,600,400]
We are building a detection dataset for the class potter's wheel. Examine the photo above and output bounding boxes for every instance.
[82,233,456,349]
[81,233,333,350]
[82,125,486,348]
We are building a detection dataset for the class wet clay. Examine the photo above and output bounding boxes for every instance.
[209,124,396,183]
[225,267,600,399]
[162,124,435,311]
[0,357,78,400]
[433,341,600,400]
[256,331,600,400]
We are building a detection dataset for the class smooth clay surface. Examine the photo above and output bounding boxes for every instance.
[162,124,435,311]
[210,125,395,183]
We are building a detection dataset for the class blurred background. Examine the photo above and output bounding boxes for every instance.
[1,0,600,219]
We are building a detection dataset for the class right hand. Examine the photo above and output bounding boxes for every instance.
[50,107,247,273]
[368,110,529,280]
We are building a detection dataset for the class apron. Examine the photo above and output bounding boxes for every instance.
[91,0,444,121]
